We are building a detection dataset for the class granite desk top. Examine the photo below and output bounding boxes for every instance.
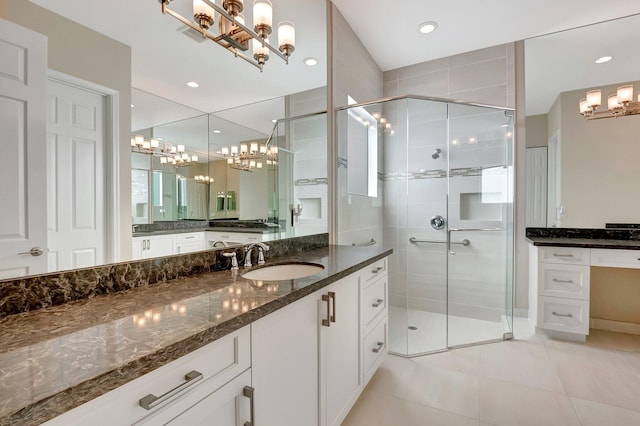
[526,237,640,250]
[0,245,391,425]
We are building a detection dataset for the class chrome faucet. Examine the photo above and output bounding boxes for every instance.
[244,242,269,267]
[222,251,239,271]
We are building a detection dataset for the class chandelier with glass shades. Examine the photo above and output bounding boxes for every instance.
[219,141,278,171]
[159,0,295,71]
[131,135,199,167]
[580,84,640,120]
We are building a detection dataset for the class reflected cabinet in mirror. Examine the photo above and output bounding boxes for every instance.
[524,14,640,229]
[0,0,327,280]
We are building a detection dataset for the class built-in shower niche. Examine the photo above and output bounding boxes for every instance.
[459,192,503,221]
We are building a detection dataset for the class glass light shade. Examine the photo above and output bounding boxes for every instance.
[235,13,245,26]
[257,161,263,169]
[278,21,295,48]
[579,98,589,114]
[607,95,619,110]
[617,85,634,103]
[150,139,159,148]
[272,146,278,154]
[249,160,256,168]
[142,141,151,149]
[192,155,199,162]
[193,0,215,17]
[135,135,144,146]
[227,158,233,164]
[253,0,272,28]
[177,144,185,153]
[586,90,601,108]
[259,144,267,154]
[240,143,248,153]
[221,147,229,155]
[160,157,167,164]
[250,142,258,153]
[130,137,136,147]
[231,145,238,154]
[253,38,269,56]
[182,153,190,160]
[171,146,177,154]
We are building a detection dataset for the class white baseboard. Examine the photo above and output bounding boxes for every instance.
[590,318,640,336]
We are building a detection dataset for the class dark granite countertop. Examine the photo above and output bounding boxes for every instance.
[0,245,391,425]
[527,237,640,250]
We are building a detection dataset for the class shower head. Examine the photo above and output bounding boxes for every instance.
[432,148,442,159]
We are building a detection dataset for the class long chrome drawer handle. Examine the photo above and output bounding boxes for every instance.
[372,266,384,273]
[322,293,331,327]
[139,370,203,410]
[552,278,575,284]
[372,299,384,308]
[552,311,573,318]
[329,291,336,323]
[243,386,255,426]
[372,341,384,353]
[552,254,574,258]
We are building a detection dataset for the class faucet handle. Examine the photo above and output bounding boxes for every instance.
[222,251,239,270]
[257,247,266,265]
[244,246,254,268]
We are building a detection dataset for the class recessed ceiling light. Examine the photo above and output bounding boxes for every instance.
[594,56,613,64]
[187,81,200,88]
[212,129,221,134]
[303,57,318,66]
[418,21,438,34]
[271,119,277,123]
[130,104,134,108]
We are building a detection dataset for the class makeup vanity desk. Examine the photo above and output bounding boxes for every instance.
[527,227,640,342]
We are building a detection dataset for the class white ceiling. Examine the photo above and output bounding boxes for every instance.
[30,1,640,125]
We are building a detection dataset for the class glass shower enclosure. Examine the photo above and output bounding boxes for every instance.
[337,95,514,356]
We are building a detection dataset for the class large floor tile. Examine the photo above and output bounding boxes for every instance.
[479,377,580,426]
[619,351,640,376]
[394,362,480,419]
[479,341,564,393]
[571,397,640,426]
[365,354,416,395]
[342,388,390,426]
[554,358,640,411]
[413,345,481,376]
[379,396,479,426]
[586,329,640,352]
[544,337,633,374]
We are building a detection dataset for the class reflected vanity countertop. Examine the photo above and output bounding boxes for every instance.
[527,237,640,250]
[131,227,278,237]
[132,228,209,237]
[0,245,391,425]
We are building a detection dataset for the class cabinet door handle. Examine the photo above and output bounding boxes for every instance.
[329,291,336,323]
[322,294,331,327]
[552,278,574,284]
[185,236,195,239]
[147,239,151,250]
[552,253,574,258]
[372,266,383,273]
[139,370,203,410]
[372,299,384,308]
[243,385,255,426]
[552,311,573,318]
[372,341,384,353]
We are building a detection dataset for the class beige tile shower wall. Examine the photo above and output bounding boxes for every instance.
[1,0,133,260]
[331,4,384,247]
[383,44,516,109]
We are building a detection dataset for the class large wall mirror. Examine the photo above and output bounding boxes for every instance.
[524,14,640,228]
[1,0,327,280]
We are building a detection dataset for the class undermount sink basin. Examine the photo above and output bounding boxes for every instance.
[242,262,325,281]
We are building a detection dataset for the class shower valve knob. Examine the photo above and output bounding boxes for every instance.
[430,215,446,230]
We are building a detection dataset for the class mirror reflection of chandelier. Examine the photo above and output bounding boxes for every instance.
[221,142,278,172]
[130,135,199,166]
[160,0,295,71]
[579,84,640,120]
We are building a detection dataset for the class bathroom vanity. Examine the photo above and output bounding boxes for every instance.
[0,239,390,426]
[527,227,640,342]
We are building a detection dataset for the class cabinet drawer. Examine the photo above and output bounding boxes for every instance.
[591,248,640,269]
[538,247,590,265]
[362,258,387,282]
[538,263,590,300]
[537,296,589,335]
[363,316,387,384]
[176,232,204,243]
[362,275,387,334]
[45,327,251,426]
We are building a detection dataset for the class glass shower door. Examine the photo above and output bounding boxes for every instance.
[446,103,514,347]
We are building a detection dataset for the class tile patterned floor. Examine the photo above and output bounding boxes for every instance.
[343,322,640,426]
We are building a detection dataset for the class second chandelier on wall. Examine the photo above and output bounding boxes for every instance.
[160,0,295,71]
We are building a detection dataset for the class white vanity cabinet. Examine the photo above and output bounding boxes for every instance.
[44,327,251,426]
[175,232,205,254]
[205,230,273,247]
[360,258,388,386]
[132,235,176,260]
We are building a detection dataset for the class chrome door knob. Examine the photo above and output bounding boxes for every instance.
[18,247,44,256]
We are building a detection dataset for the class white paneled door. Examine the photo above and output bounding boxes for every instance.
[0,18,48,279]
[46,80,106,271]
